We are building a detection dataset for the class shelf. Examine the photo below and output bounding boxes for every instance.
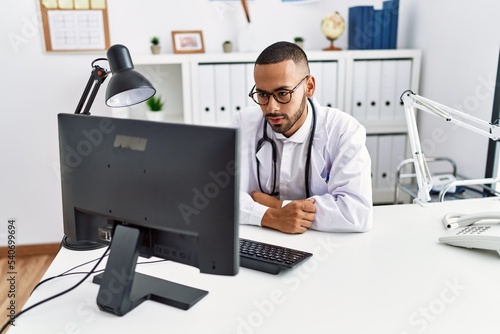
[363,120,408,135]
[131,49,422,204]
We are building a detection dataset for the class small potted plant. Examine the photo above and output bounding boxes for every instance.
[223,40,233,53]
[150,36,161,55]
[145,95,164,121]
[294,36,304,48]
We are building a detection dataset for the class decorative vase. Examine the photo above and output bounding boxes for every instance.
[223,42,232,53]
[111,107,129,119]
[150,45,161,55]
[146,110,164,122]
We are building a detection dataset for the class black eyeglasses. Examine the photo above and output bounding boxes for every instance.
[248,76,309,106]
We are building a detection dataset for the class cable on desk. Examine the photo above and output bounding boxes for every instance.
[0,238,169,333]
[31,253,109,294]
[32,257,167,293]
[0,244,111,334]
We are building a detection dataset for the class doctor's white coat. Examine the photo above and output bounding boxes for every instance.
[233,97,373,233]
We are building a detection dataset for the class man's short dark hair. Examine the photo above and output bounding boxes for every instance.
[255,41,310,73]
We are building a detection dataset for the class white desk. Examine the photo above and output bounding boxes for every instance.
[7,198,500,334]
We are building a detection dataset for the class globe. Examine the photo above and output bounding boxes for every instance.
[321,12,345,51]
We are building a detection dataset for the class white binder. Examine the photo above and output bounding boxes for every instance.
[391,134,407,182]
[309,62,323,104]
[395,60,412,120]
[351,60,368,121]
[365,135,379,190]
[379,60,397,121]
[229,63,247,122]
[245,63,255,106]
[376,135,392,191]
[214,64,232,126]
[322,61,339,109]
[377,134,407,191]
[366,60,382,121]
[198,64,216,125]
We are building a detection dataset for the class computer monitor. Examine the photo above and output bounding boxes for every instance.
[57,113,239,316]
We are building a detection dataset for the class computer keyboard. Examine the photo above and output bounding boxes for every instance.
[239,238,313,275]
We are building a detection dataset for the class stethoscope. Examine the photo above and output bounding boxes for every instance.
[256,98,316,198]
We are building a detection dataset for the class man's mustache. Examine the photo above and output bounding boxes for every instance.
[265,113,287,118]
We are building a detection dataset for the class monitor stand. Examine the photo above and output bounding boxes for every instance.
[92,224,208,316]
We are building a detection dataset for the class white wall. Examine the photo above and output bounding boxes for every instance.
[402,0,500,179]
[1,0,498,245]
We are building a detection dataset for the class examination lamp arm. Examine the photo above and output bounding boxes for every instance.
[400,90,500,204]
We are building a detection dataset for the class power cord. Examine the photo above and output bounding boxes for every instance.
[31,256,167,293]
[30,254,109,294]
[0,244,110,334]
[0,246,168,333]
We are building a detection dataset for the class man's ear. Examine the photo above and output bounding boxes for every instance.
[305,75,316,98]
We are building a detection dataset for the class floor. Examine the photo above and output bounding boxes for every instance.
[0,252,57,332]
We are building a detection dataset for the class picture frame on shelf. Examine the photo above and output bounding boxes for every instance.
[171,30,205,54]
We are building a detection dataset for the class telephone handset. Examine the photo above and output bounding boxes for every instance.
[442,211,500,229]
[439,211,500,255]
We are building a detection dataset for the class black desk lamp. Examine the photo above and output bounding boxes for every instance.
[64,44,156,251]
[74,44,156,115]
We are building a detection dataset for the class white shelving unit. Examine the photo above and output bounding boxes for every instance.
[133,49,421,203]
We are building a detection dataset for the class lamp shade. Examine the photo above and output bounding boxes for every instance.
[105,44,156,107]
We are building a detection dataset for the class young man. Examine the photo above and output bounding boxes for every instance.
[233,41,373,234]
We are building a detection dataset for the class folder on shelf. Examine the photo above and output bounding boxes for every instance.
[245,63,255,106]
[309,62,324,105]
[198,65,217,125]
[382,0,399,49]
[351,60,368,121]
[214,64,232,126]
[310,61,339,109]
[229,64,247,122]
[379,60,398,121]
[348,0,399,50]
[365,135,379,189]
[366,60,382,121]
[372,9,383,50]
[376,135,405,191]
[348,5,373,50]
[322,62,339,109]
[394,59,412,120]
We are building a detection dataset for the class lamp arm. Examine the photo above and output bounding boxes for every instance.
[403,92,500,140]
[403,96,433,203]
[401,90,500,204]
[74,63,109,115]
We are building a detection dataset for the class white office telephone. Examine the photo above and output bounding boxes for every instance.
[439,211,500,254]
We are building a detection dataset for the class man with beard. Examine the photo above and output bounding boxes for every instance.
[233,41,373,234]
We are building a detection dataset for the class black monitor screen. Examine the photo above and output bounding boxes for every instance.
[57,113,239,316]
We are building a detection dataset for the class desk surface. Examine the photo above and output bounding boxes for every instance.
[7,198,500,334]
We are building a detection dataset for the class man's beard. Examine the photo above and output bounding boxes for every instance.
[266,95,307,134]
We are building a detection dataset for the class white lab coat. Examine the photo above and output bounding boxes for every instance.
[233,97,373,232]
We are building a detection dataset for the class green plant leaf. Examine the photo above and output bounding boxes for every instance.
[146,95,164,111]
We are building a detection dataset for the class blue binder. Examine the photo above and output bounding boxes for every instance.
[382,0,399,49]
[348,5,373,50]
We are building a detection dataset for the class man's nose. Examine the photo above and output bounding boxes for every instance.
[266,95,280,112]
